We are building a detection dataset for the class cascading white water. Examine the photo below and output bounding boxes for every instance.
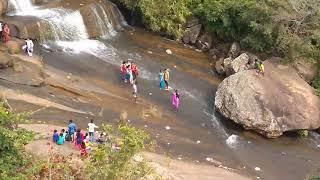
[90,4,117,38]
[7,0,34,15]
[41,9,89,41]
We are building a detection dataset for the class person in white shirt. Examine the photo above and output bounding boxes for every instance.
[88,119,98,142]
[22,38,34,57]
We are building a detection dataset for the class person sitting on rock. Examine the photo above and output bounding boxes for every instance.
[53,130,59,143]
[80,142,88,157]
[57,133,64,145]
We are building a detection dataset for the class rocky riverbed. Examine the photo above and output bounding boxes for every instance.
[0,0,319,179]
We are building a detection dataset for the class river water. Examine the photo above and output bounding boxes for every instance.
[5,0,320,179]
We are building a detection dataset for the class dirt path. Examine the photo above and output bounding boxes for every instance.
[20,124,250,180]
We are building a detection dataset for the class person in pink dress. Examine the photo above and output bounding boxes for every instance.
[172,89,180,111]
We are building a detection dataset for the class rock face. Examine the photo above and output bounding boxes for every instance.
[215,58,225,75]
[224,53,249,76]
[0,53,14,68]
[215,59,320,138]
[182,24,202,44]
[80,1,126,38]
[227,42,241,59]
[0,0,8,16]
[6,39,24,54]
[293,60,317,83]
[0,53,45,86]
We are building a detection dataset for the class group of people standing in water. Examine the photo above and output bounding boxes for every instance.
[120,61,180,111]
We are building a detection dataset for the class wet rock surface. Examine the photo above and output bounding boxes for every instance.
[0,52,45,86]
[215,58,320,138]
[293,59,317,83]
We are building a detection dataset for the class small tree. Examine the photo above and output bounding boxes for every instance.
[85,124,153,179]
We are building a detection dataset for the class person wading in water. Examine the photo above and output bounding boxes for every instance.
[164,69,170,90]
[172,89,180,111]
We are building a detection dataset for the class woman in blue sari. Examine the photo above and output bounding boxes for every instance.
[159,70,166,90]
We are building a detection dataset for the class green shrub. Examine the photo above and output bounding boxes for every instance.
[119,0,193,39]
[85,124,154,179]
[0,103,34,178]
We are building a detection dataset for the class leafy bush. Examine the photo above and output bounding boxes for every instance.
[119,0,193,39]
[85,124,154,179]
[0,103,34,178]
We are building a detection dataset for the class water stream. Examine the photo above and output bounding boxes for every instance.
[6,0,320,179]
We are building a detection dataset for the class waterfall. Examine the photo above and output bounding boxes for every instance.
[40,9,89,41]
[7,0,127,42]
[90,4,117,38]
[7,0,34,15]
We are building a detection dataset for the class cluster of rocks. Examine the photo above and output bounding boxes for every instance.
[214,42,260,77]
[214,58,320,138]
[182,17,213,52]
[184,25,320,138]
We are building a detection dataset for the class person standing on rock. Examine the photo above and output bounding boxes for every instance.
[255,60,265,76]
[172,89,180,111]
[164,69,170,90]
[88,119,98,142]
[2,24,10,43]
[68,120,76,142]
[159,69,166,90]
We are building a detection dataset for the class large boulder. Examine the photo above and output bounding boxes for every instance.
[293,59,317,83]
[182,24,202,44]
[226,53,250,76]
[215,58,320,138]
[223,53,250,76]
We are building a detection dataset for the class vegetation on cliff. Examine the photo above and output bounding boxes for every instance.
[117,0,320,92]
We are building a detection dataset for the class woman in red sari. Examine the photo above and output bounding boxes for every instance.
[2,24,10,43]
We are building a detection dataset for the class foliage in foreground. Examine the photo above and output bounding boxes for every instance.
[0,103,34,179]
[85,124,155,179]
[0,105,154,179]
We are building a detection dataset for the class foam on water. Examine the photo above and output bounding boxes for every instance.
[7,0,34,15]
[226,134,239,148]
